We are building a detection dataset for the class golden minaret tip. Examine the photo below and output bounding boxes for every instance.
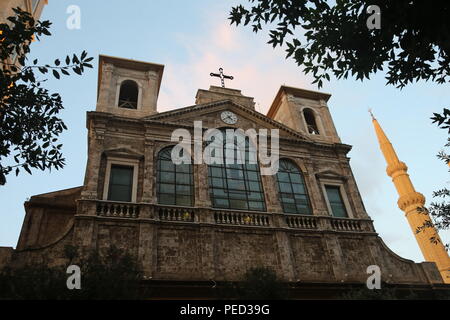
[368,108,375,120]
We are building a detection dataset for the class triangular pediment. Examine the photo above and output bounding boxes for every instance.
[145,100,310,142]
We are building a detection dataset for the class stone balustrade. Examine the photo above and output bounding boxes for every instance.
[213,209,271,226]
[329,217,364,232]
[96,201,140,218]
[157,205,195,222]
[85,200,374,233]
[285,215,318,229]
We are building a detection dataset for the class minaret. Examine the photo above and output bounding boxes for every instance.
[370,111,450,284]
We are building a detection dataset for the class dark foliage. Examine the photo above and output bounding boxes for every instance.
[0,7,93,185]
[217,266,288,299]
[416,108,450,251]
[341,285,450,300]
[0,246,142,300]
[229,1,450,89]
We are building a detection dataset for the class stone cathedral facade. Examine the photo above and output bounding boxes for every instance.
[1,55,447,298]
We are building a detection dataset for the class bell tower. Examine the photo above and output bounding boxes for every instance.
[96,55,164,118]
[267,86,341,143]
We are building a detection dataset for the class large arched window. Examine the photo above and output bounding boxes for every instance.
[303,108,319,135]
[208,129,266,211]
[118,80,139,109]
[156,146,194,206]
[276,159,312,214]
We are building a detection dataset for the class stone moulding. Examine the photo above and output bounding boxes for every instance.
[76,199,376,235]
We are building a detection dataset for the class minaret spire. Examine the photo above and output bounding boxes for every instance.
[371,111,450,283]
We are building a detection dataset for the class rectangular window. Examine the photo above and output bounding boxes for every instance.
[325,185,348,218]
[108,165,134,202]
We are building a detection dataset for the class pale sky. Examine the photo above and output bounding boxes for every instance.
[1,0,449,263]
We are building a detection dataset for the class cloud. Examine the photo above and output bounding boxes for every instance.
[157,14,313,113]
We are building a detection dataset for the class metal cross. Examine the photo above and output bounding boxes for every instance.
[210,68,234,88]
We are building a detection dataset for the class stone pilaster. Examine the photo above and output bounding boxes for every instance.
[322,234,346,282]
[274,231,296,281]
[96,63,114,111]
[142,136,156,203]
[142,70,158,114]
[341,162,367,218]
[260,174,282,213]
[81,119,106,200]
[199,227,215,280]
[72,218,97,257]
[138,223,156,277]
[303,159,328,216]
[195,163,211,208]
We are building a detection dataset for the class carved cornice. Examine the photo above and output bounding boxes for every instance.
[86,105,353,155]
[104,148,144,160]
[315,169,348,182]
[386,161,408,177]
[398,192,425,211]
[102,62,114,73]
[146,70,158,81]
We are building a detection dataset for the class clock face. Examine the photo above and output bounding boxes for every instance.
[220,111,238,125]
